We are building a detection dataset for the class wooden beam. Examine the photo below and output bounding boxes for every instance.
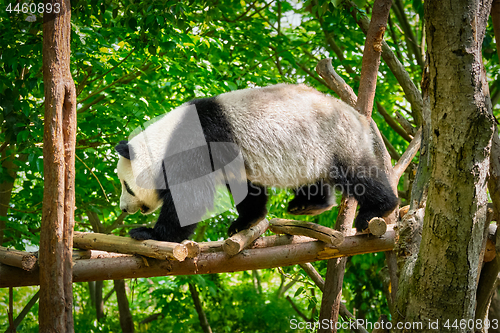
[0,227,396,288]
[73,231,189,261]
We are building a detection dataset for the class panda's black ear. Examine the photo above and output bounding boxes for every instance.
[115,140,131,160]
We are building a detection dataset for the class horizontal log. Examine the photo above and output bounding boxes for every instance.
[0,246,37,271]
[0,226,396,287]
[269,219,344,246]
[199,234,316,253]
[73,231,188,261]
[223,219,270,255]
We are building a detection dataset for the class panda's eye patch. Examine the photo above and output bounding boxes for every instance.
[124,181,135,196]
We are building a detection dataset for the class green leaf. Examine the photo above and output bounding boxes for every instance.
[224,81,237,91]
[36,159,43,173]
[128,18,137,31]
[294,287,304,297]
[16,130,28,143]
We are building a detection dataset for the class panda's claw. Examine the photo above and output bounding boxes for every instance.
[227,224,240,237]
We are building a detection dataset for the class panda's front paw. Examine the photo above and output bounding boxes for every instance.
[354,218,369,233]
[227,224,241,237]
[129,227,156,240]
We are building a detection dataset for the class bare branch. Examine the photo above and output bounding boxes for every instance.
[270,219,344,246]
[5,290,40,333]
[316,59,357,106]
[347,1,424,125]
[376,101,413,142]
[392,0,424,68]
[299,263,369,333]
[381,132,401,161]
[189,283,213,333]
[393,128,422,181]
[319,1,392,331]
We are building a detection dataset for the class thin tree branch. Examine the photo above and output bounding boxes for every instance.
[76,155,109,202]
[114,279,134,333]
[381,132,401,161]
[387,15,403,61]
[297,62,329,88]
[348,1,424,126]
[86,48,136,86]
[5,290,40,333]
[77,95,106,114]
[313,2,357,76]
[393,127,422,181]
[376,101,413,142]
[286,296,311,322]
[189,283,213,333]
[8,287,14,333]
[392,0,424,68]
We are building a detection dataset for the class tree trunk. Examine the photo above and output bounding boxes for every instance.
[114,279,134,333]
[394,0,494,331]
[39,0,77,331]
[0,146,18,245]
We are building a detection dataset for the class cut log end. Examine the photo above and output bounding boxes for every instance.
[223,238,241,256]
[368,217,387,236]
[172,244,188,262]
[328,232,345,247]
[21,255,37,271]
[0,246,38,272]
[181,240,200,258]
[223,219,270,256]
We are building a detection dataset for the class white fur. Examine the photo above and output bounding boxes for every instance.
[216,84,373,188]
[118,84,374,208]
[116,156,162,214]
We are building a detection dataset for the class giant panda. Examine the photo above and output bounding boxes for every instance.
[115,83,398,242]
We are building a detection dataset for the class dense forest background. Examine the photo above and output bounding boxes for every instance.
[0,0,499,332]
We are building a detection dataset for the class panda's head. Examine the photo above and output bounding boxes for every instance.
[115,140,163,215]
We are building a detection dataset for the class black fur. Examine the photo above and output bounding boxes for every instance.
[227,181,268,236]
[288,180,334,215]
[126,97,242,242]
[328,155,398,231]
[115,140,131,160]
[129,188,198,242]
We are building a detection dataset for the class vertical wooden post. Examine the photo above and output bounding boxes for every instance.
[39,0,76,332]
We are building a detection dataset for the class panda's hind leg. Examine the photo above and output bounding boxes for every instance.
[227,181,268,236]
[288,181,335,216]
